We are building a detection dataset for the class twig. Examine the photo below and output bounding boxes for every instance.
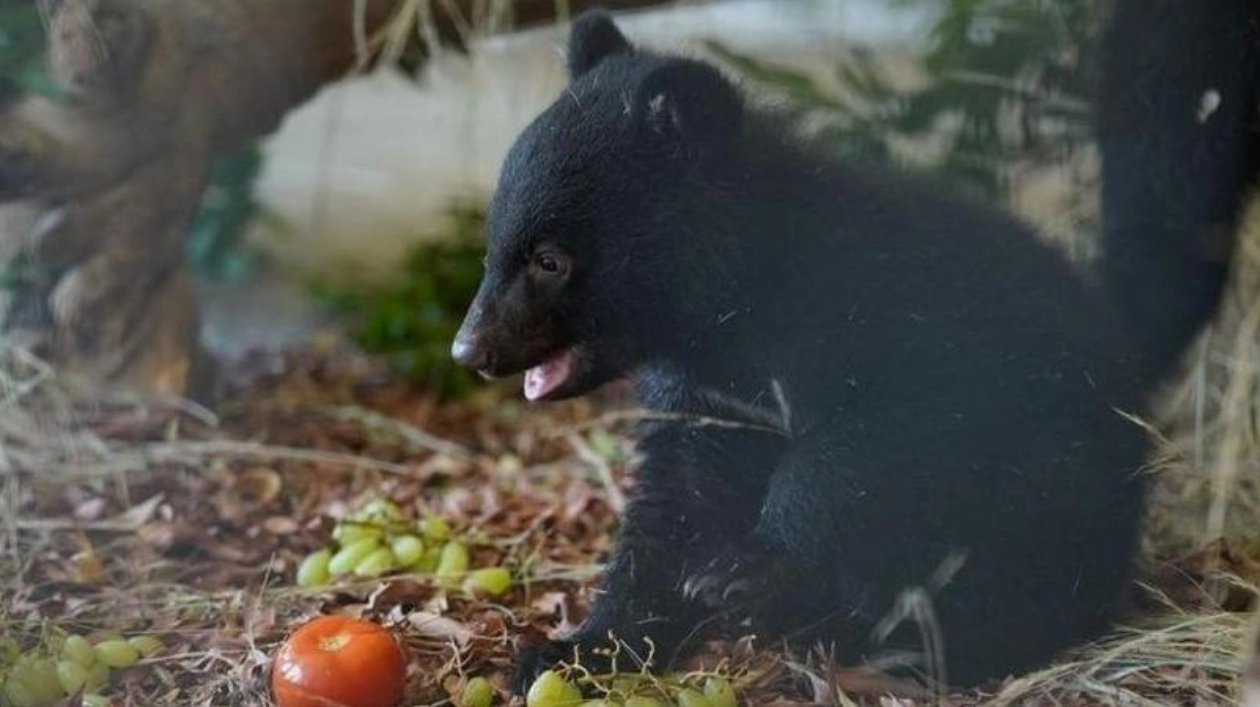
[565,431,626,513]
[324,404,473,458]
[138,440,417,476]
[13,518,142,532]
[549,408,790,438]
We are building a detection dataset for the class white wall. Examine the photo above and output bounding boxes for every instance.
[248,0,931,284]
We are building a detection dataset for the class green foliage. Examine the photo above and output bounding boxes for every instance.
[316,204,487,398]
[0,251,58,332]
[0,252,41,290]
[0,4,68,103]
[710,0,1105,198]
[187,146,265,281]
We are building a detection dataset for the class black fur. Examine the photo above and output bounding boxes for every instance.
[1098,0,1260,376]
[451,7,1244,689]
[567,8,633,78]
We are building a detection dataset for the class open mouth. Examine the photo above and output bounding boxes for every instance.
[523,348,579,401]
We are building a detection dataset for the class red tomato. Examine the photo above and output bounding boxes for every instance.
[272,615,408,707]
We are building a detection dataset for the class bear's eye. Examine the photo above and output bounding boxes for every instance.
[530,250,571,279]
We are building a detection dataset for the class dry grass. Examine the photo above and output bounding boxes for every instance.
[352,0,542,70]
[1148,197,1260,563]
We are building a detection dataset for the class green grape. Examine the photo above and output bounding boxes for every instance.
[332,521,383,546]
[624,697,668,707]
[610,677,643,694]
[0,637,21,665]
[2,677,38,707]
[702,678,735,707]
[353,547,398,577]
[328,538,382,576]
[413,545,443,573]
[18,656,63,702]
[390,535,426,567]
[460,676,494,707]
[581,700,620,707]
[675,689,712,707]
[85,662,110,691]
[466,567,512,597]
[361,498,403,520]
[297,548,334,587]
[94,640,140,669]
[56,659,90,694]
[82,695,112,707]
[436,541,470,589]
[526,670,583,707]
[705,675,735,705]
[126,635,164,658]
[588,429,621,459]
[420,515,452,542]
[62,635,96,668]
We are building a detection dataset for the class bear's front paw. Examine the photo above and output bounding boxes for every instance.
[682,544,780,611]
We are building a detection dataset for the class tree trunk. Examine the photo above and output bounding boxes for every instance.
[0,0,666,403]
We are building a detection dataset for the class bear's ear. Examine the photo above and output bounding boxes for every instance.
[568,9,632,78]
[631,62,744,160]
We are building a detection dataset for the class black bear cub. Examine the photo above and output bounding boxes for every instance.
[451,8,1230,689]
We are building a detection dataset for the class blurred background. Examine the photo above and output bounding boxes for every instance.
[173,0,1102,399]
[206,0,1094,363]
[0,0,1106,399]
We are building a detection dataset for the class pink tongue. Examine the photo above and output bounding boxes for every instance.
[524,349,576,401]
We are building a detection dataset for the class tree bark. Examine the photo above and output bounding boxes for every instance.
[0,0,666,402]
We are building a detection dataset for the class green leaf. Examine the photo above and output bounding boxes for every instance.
[314,202,487,399]
[709,0,1096,199]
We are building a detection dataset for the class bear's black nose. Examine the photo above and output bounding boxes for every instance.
[451,335,488,371]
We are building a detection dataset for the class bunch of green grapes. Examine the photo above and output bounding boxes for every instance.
[522,670,739,707]
[1,632,163,707]
[295,498,512,597]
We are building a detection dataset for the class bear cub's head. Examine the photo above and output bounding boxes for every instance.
[452,10,747,401]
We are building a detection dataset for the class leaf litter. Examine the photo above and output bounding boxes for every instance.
[1,340,1258,706]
